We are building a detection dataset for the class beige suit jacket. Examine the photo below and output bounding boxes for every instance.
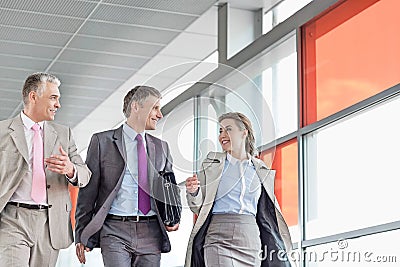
[0,115,91,249]
[185,151,292,266]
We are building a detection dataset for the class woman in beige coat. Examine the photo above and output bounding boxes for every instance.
[185,112,292,267]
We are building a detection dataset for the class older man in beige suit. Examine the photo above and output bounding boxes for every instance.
[0,72,91,267]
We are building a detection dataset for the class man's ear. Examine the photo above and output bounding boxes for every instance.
[28,91,37,103]
[131,101,139,112]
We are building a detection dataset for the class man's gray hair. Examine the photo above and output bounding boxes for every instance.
[123,85,161,118]
[22,72,61,105]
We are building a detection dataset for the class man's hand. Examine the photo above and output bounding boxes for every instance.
[165,223,179,232]
[45,146,75,178]
[76,243,91,264]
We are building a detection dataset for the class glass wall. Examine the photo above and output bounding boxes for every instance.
[261,139,299,243]
[304,230,400,266]
[305,94,400,239]
[302,0,400,125]
[300,0,400,266]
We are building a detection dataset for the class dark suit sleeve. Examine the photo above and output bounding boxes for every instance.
[163,140,174,173]
[68,127,91,187]
[75,134,101,244]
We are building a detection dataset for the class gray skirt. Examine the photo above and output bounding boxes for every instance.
[204,214,261,267]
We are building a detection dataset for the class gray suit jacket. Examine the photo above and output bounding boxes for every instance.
[75,125,179,252]
[0,115,91,249]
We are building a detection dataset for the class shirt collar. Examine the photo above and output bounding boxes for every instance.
[123,123,145,142]
[20,111,44,130]
[226,152,252,166]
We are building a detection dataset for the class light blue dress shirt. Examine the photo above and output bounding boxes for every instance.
[109,123,156,216]
[212,153,262,216]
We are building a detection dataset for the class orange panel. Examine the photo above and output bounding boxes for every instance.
[302,0,400,125]
[261,139,298,226]
[68,185,79,229]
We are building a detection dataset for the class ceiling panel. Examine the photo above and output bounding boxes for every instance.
[0,79,23,91]
[0,26,72,46]
[103,0,217,15]
[59,49,148,69]
[61,93,105,102]
[78,21,179,44]
[0,9,84,33]
[0,90,21,100]
[49,62,134,80]
[0,0,98,18]
[54,74,124,90]
[0,99,19,117]
[60,85,114,99]
[0,68,36,81]
[0,0,218,127]
[68,35,164,57]
[91,4,197,30]
[56,100,101,111]
[0,54,51,70]
[0,105,15,113]
[0,41,61,58]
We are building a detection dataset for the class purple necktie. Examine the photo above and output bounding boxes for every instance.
[31,123,46,203]
[136,134,151,215]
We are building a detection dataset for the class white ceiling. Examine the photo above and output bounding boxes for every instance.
[0,0,281,152]
[0,0,218,127]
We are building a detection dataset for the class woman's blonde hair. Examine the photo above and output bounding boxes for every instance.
[218,112,257,156]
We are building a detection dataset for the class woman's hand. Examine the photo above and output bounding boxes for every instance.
[185,174,200,194]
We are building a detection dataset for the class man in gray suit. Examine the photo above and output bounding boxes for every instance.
[0,72,91,267]
[75,85,180,266]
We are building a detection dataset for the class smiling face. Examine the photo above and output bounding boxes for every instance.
[25,81,61,122]
[144,96,163,130]
[218,118,247,155]
[128,95,163,131]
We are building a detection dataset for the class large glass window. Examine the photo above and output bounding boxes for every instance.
[212,33,298,145]
[305,94,400,239]
[302,0,400,125]
[303,230,400,267]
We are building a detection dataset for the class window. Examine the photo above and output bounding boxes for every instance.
[305,94,400,239]
[302,0,400,125]
[261,139,299,242]
[304,229,400,267]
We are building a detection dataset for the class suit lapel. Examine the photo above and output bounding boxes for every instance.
[203,152,225,205]
[43,122,58,159]
[113,126,126,162]
[9,116,29,164]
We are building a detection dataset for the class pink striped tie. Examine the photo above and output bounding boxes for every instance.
[31,123,46,203]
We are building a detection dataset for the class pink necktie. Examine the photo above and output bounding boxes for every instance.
[31,123,46,203]
[136,134,150,214]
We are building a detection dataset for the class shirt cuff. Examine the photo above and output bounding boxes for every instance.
[66,165,77,183]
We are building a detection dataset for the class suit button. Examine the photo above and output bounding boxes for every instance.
[47,185,51,189]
